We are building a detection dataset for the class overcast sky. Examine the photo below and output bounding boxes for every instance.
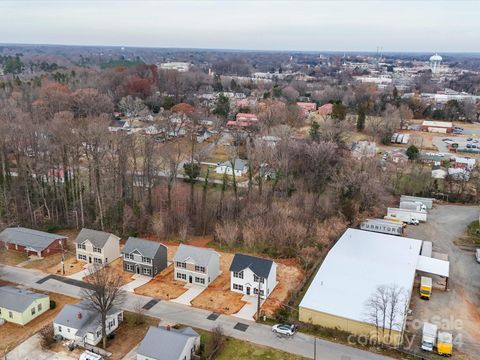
[0,1,478,52]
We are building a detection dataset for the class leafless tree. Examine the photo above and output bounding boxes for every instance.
[81,266,125,349]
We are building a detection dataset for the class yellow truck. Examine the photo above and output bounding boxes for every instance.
[420,276,433,300]
[437,332,453,356]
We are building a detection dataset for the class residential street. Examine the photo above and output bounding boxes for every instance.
[0,264,392,360]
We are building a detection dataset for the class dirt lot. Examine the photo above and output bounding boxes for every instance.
[0,291,77,355]
[135,265,188,300]
[404,204,480,359]
[83,258,134,286]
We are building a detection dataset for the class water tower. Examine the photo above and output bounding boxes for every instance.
[429,53,442,73]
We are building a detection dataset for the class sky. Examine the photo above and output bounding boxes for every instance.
[0,0,478,53]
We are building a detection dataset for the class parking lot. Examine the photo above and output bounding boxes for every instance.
[404,204,480,359]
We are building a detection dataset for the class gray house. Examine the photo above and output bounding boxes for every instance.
[136,326,200,360]
[173,244,220,287]
[122,237,168,278]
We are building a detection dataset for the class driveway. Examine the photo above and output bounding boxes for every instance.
[120,274,151,293]
[170,284,206,306]
[7,334,76,360]
[404,204,480,358]
[67,263,94,280]
[232,295,264,321]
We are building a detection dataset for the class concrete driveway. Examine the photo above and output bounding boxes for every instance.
[405,204,480,358]
[170,284,206,305]
[120,274,151,293]
[7,334,76,360]
[232,295,264,321]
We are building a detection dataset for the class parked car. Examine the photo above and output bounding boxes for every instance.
[474,140,479,144]
[467,138,473,142]
[476,249,480,263]
[272,324,297,336]
[472,144,477,149]
[467,144,472,149]
[442,138,453,142]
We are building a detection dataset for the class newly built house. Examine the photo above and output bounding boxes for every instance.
[136,326,200,360]
[229,253,277,299]
[75,228,121,265]
[122,237,168,277]
[299,228,450,346]
[0,227,67,258]
[53,301,123,346]
[173,244,220,287]
[0,286,50,325]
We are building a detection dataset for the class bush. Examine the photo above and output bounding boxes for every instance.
[49,300,56,310]
[39,324,55,349]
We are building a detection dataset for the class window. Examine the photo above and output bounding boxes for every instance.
[126,264,134,271]
[253,288,265,296]
[58,326,62,333]
[96,330,101,338]
[94,258,102,265]
[176,272,186,280]
[38,304,42,312]
[176,261,186,268]
[194,265,205,273]
[67,328,70,333]
[233,284,243,291]
[143,268,152,276]
[8,311,12,318]
[253,275,264,283]
[233,271,244,279]
[77,243,86,250]
[142,257,152,264]
[93,247,102,253]
[78,254,87,261]
[31,307,36,315]
[195,277,205,284]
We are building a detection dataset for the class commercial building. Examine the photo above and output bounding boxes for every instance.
[299,228,449,346]
[421,121,453,133]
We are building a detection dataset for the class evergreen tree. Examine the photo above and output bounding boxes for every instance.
[406,145,419,160]
[356,106,366,131]
[309,121,320,141]
[213,93,230,118]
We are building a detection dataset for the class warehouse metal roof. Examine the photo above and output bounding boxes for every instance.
[299,228,422,331]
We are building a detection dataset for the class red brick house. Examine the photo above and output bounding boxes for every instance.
[0,227,67,257]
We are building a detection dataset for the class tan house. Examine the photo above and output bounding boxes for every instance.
[74,228,121,266]
[172,244,220,287]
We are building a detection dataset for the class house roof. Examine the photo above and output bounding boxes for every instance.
[54,301,120,334]
[74,228,118,248]
[122,237,166,258]
[299,228,422,332]
[0,286,49,313]
[173,244,219,267]
[229,253,274,278]
[137,326,199,360]
[219,159,247,171]
[0,227,66,252]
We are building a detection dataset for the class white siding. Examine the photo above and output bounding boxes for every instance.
[76,235,120,265]
[230,263,276,299]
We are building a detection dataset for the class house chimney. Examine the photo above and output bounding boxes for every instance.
[166,325,171,331]
[77,312,82,320]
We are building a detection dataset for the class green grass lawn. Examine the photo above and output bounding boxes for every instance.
[465,220,480,244]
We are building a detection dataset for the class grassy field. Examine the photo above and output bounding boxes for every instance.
[465,220,480,245]
[0,248,28,265]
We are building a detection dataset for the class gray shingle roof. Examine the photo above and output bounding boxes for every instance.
[220,159,247,171]
[173,244,219,268]
[0,227,66,252]
[74,228,118,248]
[122,237,166,258]
[0,286,49,313]
[229,253,273,279]
[54,301,120,334]
[137,326,199,360]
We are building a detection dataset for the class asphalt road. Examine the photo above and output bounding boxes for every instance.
[405,204,480,358]
[0,264,392,360]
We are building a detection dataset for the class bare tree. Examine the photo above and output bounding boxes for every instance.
[81,266,125,349]
[206,326,226,360]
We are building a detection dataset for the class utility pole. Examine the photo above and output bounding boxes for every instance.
[314,337,316,360]
[59,240,65,276]
[257,277,262,320]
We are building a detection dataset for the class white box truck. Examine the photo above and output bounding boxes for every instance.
[387,207,427,223]
[400,201,427,212]
[360,219,403,236]
[400,195,433,210]
[421,322,437,352]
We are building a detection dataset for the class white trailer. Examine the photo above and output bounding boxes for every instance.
[387,207,427,223]
[400,201,427,212]
[360,219,404,236]
[400,195,434,210]
[421,322,437,352]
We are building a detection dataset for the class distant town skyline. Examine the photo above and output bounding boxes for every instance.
[0,0,479,53]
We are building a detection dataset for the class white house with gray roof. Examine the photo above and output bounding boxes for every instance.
[53,301,123,346]
[136,326,200,360]
[74,228,121,266]
[173,244,220,287]
[122,237,168,277]
[229,253,277,299]
[215,159,248,177]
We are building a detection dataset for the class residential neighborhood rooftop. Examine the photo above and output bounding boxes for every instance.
[173,244,220,267]
[229,253,274,278]
[74,228,117,248]
[0,286,49,313]
[0,227,66,252]
[122,237,166,258]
